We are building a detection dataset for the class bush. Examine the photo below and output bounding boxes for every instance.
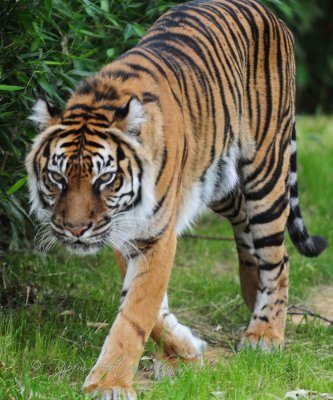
[265,0,333,113]
[0,0,332,250]
[0,0,181,250]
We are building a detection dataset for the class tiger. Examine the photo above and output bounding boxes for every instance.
[26,0,327,398]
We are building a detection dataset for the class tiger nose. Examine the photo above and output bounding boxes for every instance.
[65,224,90,237]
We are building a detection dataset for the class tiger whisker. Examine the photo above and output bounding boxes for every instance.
[108,229,149,269]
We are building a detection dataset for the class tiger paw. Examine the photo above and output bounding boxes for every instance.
[153,353,204,380]
[83,371,137,400]
[83,382,137,400]
[153,322,207,380]
[237,324,283,352]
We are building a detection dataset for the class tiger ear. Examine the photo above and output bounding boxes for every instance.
[29,97,61,131]
[114,97,146,136]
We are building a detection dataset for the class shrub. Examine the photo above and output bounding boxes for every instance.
[0,0,181,249]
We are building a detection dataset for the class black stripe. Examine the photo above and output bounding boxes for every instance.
[60,141,78,148]
[259,260,283,271]
[250,193,288,225]
[132,47,182,108]
[105,69,139,81]
[85,140,104,149]
[155,146,168,185]
[244,138,289,201]
[142,92,160,105]
[66,104,94,112]
[124,62,159,83]
[253,231,284,249]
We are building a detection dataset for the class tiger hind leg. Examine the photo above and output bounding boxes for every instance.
[211,188,259,312]
[237,134,291,351]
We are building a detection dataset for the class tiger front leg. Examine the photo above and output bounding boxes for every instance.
[83,226,176,399]
[151,293,207,379]
[114,251,207,381]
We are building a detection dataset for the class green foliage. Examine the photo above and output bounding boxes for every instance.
[265,0,333,113]
[0,0,181,249]
[0,0,332,248]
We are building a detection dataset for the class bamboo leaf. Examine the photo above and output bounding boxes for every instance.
[44,0,53,17]
[0,85,25,92]
[7,177,27,196]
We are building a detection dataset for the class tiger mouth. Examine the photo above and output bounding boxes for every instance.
[65,241,103,255]
[53,232,108,255]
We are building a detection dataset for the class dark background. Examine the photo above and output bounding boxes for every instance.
[1,0,332,250]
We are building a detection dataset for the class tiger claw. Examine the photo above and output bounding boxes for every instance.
[237,330,283,353]
[87,386,137,400]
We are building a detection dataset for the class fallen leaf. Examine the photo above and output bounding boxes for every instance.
[211,391,225,398]
[87,322,109,329]
[285,390,333,399]
[60,310,75,316]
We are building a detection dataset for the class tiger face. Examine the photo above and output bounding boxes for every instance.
[26,95,154,255]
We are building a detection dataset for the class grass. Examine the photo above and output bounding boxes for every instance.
[0,115,333,399]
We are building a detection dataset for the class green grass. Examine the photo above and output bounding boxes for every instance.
[1,116,333,399]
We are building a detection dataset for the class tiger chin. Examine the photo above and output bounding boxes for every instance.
[25,0,327,399]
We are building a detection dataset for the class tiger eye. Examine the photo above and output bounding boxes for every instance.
[99,172,113,182]
[50,171,64,183]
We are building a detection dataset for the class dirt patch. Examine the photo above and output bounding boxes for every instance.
[211,260,236,275]
[135,346,232,393]
[310,285,333,320]
[204,347,233,365]
[290,285,333,326]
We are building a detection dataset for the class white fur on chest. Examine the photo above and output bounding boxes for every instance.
[176,145,239,235]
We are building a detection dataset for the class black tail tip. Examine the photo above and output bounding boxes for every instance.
[297,235,328,258]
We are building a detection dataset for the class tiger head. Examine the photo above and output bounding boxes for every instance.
[26,82,161,255]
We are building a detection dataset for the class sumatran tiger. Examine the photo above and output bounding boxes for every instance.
[26,0,327,398]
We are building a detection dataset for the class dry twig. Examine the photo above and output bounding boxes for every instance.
[181,234,234,241]
[288,304,333,325]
